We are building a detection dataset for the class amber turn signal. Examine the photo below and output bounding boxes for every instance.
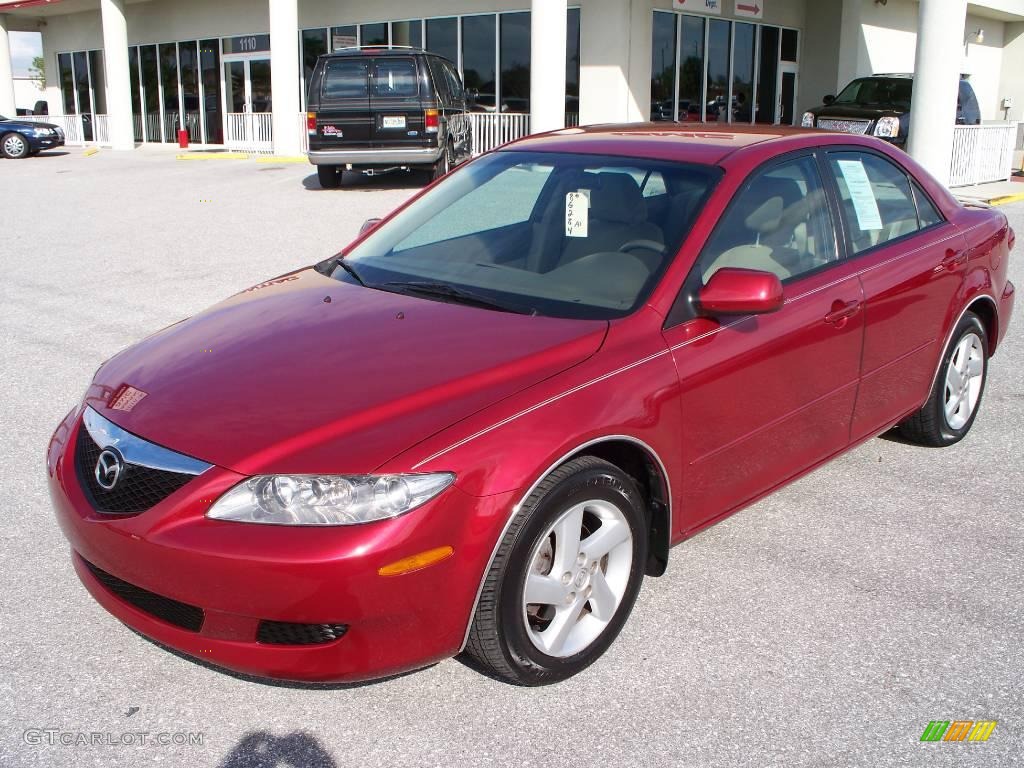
[377,546,454,577]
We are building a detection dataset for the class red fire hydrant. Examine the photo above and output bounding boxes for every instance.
[178,128,189,149]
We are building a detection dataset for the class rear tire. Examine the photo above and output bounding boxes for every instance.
[1,132,30,159]
[316,165,341,189]
[899,311,988,446]
[464,456,647,685]
[430,143,453,182]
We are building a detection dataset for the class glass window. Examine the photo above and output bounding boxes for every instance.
[371,58,418,97]
[322,59,369,100]
[361,23,388,47]
[442,61,464,104]
[178,41,199,141]
[706,19,730,123]
[566,8,581,120]
[159,43,179,142]
[225,60,245,113]
[129,47,143,141]
[302,28,328,104]
[140,46,160,141]
[699,156,838,283]
[756,26,779,124]
[912,181,943,228]
[781,28,798,62]
[500,12,531,114]
[732,22,754,123]
[331,26,357,51]
[200,39,222,144]
[834,77,912,110]
[88,50,106,115]
[678,15,704,122]
[392,20,422,48]
[337,151,720,320]
[73,50,91,114]
[651,11,676,122]
[58,53,75,114]
[426,17,458,65]
[462,15,496,112]
[828,152,921,255]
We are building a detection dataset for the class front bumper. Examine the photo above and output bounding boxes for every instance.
[47,408,514,683]
[26,131,65,152]
[307,146,443,167]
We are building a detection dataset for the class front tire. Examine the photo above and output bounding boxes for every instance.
[899,311,988,446]
[464,456,647,685]
[1,132,30,159]
[316,165,341,189]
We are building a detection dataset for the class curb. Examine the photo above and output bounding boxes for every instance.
[83,147,99,157]
[255,156,308,164]
[176,152,250,161]
[987,192,1024,207]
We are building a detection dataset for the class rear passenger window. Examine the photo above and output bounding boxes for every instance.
[443,62,464,103]
[912,180,943,228]
[698,156,838,283]
[322,59,368,99]
[372,59,419,98]
[827,152,922,255]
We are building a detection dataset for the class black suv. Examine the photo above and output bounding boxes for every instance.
[801,74,981,146]
[306,47,472,188]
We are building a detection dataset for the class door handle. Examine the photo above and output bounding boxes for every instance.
[824,299,861,326]
[938,248,967,271]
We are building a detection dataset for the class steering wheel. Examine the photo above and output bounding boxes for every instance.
[618,239,667,256]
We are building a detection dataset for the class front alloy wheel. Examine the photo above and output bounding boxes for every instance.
[1,132,29,159]
[465,456,647,685]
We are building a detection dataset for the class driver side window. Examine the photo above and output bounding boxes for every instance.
[698,155,837,284]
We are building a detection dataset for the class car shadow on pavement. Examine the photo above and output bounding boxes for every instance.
[218,731,336,768]
[129,628,433,690]
[35,151,72,158]
[300,171,427,192]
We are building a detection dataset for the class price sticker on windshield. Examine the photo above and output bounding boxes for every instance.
[565,191,590,238]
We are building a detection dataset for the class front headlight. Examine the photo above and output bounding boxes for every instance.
[801,112,815,128]
[206,473,456,526]
[874,116,900,138]
[31,127,53,137]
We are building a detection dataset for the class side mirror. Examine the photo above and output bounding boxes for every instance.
[823,94,836,106]
[359,218,382,236]
[698,268,784,316]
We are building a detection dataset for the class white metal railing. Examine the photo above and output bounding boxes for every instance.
[225,112,274,154]
[20,114,86,145]
[93,115,110,145]
[949,123,1019,187]
[468,112,531,156]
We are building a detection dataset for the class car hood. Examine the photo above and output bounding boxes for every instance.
[1,119,59,130]
[85,268,607,475]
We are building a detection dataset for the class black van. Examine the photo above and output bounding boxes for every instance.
[306,47,472,188]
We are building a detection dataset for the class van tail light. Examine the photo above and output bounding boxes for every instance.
[424,109,439,134]
[306,112,317,135]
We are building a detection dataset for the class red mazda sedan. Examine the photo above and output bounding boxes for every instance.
[48,125,1014,686]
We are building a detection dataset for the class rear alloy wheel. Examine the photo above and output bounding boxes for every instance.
[1,132,30,159]
[317,165,342,189]
[465,456,647,685]
[899,311,988,446]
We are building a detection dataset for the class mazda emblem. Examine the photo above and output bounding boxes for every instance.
[94,448,124,491]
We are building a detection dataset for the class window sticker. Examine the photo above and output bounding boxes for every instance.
[565,191,590,238]
[837,159,883,231]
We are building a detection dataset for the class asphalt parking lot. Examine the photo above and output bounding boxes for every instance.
[1,146,1021,768]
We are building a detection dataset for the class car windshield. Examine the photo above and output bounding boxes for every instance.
[0,115,8,121]
[833,78,913,109]
[331,151,720,319]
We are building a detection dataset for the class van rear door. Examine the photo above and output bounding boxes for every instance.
[369,57,428,147]
[315,58,372,149]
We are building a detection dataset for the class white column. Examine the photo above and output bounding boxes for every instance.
[269,0,301,156]
[0,15,17,118]
[907,0,968,186]
[100,0,134,150]
[530,0,567,134]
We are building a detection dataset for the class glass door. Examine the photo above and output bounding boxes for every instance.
[779,63,798,126]
[223,56,273,150]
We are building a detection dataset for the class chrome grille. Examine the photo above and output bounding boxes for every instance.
[817,118,872,135]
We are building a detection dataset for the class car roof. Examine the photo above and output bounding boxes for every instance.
[320,46,433,59]
[504,123,837,166]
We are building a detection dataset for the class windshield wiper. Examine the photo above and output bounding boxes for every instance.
[381,281,536,315]
[334,258,368,287]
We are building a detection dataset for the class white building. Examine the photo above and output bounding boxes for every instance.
[1,0,1022,184]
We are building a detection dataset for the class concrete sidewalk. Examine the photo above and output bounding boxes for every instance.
[952,174,1024,205]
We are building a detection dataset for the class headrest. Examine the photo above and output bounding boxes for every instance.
[588,172,647,225]
[745,196,784,235]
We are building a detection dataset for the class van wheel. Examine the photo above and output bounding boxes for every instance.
[430,144,453,182]
[317,165,341,189]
